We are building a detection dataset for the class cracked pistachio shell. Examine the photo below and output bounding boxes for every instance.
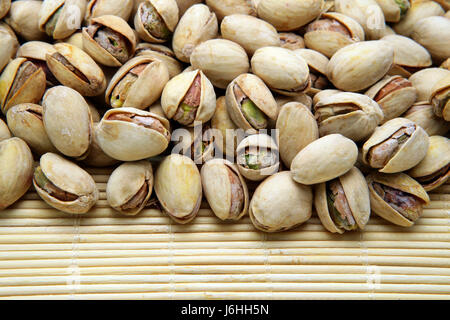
[430,74,450,121]
[39,0,86,40]
[257,0,323,31]
[6,103,58,155]
[276,102,318,169]
[46,43,106,97]
[134,0,179,43]
[365,75,417,122]
[42,86,93,159]
[82,15,136,67]
[366,172,429,227]
[106,56,169,110]
[190,39,250,89]
[82,123,119,168]
[96,107,171,161]
[0,119,10,142]
[85,0,133,23]
[409,68,450,102]
[294,48,330,95]
[161,69,216,125]
[327,41,394,92]
[135,43,182,79]
[362,117,429,173]
[251,47,310,96]
[0,58,46,115]
[279,33,305,51]
[211,96,238,158]
[225,73,277,133]
[403,102,449,137]
[0,0,10,19]
[201,159,249,221]
[250,171,313,232]
[172,4,218,63]
[221,14,279,56]
[154,154,202,224]
[205,0,256,21]
[314,92,384,141]
[291,134,358,185]
[107,161,153,216]
[408,136,450,191]
[174,126,215,164]
[0,22,18,73]
[34,152,99,214]
[0,137,33,210]
[375,0,410,22]
[304,12,365,58]
[5,1,47,41]
[176,0,203,16]
[315,167,370,234]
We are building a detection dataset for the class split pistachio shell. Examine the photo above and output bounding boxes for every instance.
[279,33,305,50]
[403,102,449,137]
[106,56,169,110]
[375,0,410,22]
[6,103,58,155]
[0,137,34,210]
[0,22,18,73]
[251,47,310,96]
[96,107,171,161]
[409,68,450,102]
[0,0,10,19]
[46,43,107,96]
[315,167,370,234]
[0,58,46,115]
[430,75,450,121]
[327,41,394,92]
[225,73,277,133]
[85,0,133,23]
[312,89,342,106]
[5,0,47,41]
[257,0,323,31]
[107,161,153,215]
[0,119,10,142]
[174,125,215,164]
[205,0,256,21]
[294,48,330,95]
[291,134,358,185]
[366,172,429,227]
[176,0,204,16]
[82,123,119,168]
[362,117,429,173]
[249,171,313,232]
[276,102,318,169]
[365,75,417,122]
[190,39,250,89]
[408,136,449,191]
[201,159,249,221]
[172,4,218,63]
[42,86,93,159]
[34,152,99,214]
[135,43,182,79]
[154,154,202,224]
[161,69,216,126]
[211,96,238,158]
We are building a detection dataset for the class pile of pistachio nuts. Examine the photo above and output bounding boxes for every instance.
[0,0,449,233]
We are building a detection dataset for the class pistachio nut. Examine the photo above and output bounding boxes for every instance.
[46,43,107,97]
[236,133,280,181]
[251,47,310,96]
[96,107,171,161]
[82,15,136,67]
[39,0,87,40]
[304,12,365,58]
[0,119,10,142]
[85,0,134,24]
[276,102,318,169]
[0,0,10,19]
[205,0,256,21]
[291,134,358,185]
[134,0,179,43]
[106,56,169,109]
[279,33,305,50]
[0,137,34,210]
[327,41,394,92]
[430,74,450,121]
[365,75,417,122]
[211,96,239,158]
[409,68,450,102]
[314,92,384,141]
[176,0,203,16]
[6,103,58,155]
[366,172,429,227]
[315,167,370,234]
[0,58,46,115]
[42,86,93,159]
[0,22,18,73]
[403,102,449,137]
[107,161,153,215]
[154,154,202,224]
[161,69,216,126]
[174,124,215,164]
[34,152,99,214]
[201,159,249,221]
[249,171,313,232]
[221,14,279,56]
[294,49,330,95]
[5,0,47,41]
[135,43,182,78]
[190,39,250,89]
[375,0,410,22]
[362,117,429,173]
[172,4,218,63]
[256,0,323,31]
[225,73,277,133]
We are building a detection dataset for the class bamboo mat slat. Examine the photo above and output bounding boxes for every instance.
[0,173,448,300]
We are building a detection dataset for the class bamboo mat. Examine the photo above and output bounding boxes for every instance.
[0,167,449,300]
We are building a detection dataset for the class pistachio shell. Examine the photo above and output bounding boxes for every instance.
[0,22,18,73]
[85,0,133,23]
[5,0,47,41]
[16,41,56,61]
[409,68,450,102]
[441,58,450,71]
[291,134,358,185]
[0,119,10,142]
[403,102,449,137]
[430,74,450,121]
[135,43,182,78]
[249,171,313,232]
[279,33,305,50]
[0,0,10,19]
[176,0,204,16]
[173,126,215,164]
[82,123,120,168]
[375,0,410,22]
[312,89,342,106]
[205,0,256,21]
[211,96,238,158]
